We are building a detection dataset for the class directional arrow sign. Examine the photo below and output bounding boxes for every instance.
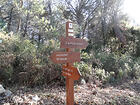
[62,65,81,80]
[50,52,80,64]
[60,36,88,49]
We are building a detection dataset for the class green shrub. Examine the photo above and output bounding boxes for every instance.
[80,52,91,62]
[94,68,110,83]
[95,52,119,73]
[0,32,62,86]
[130,57,140,79]
[0,53,15,84]
[75,61,92,78]
[94,52,140,82]
[0,18,6,31]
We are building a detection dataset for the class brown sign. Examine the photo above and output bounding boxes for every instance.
[50,52,80,64]
[62,65,81,80]
[60,36,88,49]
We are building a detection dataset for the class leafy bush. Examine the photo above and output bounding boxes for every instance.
[0,18,6,31]
[94,51,140,82]
[0,32,62,86]
[75,61,92,79]
[74,50,140,83]
[11,39,61,86]
[0,33,15,84]
[95,52,119,73]
[94,68,111,83]
[0,53,15,84]
[130,57,140,79]
[80,52,91,62]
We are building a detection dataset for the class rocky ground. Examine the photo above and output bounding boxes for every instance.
[1,79,140,105]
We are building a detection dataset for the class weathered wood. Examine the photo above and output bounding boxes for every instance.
[50,51,80,64]
[60,36,88,49]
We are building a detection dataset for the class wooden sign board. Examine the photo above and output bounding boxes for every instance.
[68,23,73,29]
[60,36,88,49]
[66,21,74,36]
[62,65,81,80]
[50,52,80,64]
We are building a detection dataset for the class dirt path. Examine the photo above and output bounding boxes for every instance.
[2,79,140,105]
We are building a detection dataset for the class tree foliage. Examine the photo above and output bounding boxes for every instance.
[0,0,140,86]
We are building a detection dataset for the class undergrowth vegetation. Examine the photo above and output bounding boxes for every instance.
[0,0,140,88]
[0,32,61,86]
[0,27,140,86]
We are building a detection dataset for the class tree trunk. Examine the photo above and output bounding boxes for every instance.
[16,18,21,33]
[23,12,29,37]
[16,0,23,33]
[7,7,14,32]
[38,34,41,46]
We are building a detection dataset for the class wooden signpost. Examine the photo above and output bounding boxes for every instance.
[62,65,81,80]
[50,20,88,105]
[50,52,80,64]
[60,36,88,49]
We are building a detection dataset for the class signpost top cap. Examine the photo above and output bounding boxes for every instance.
[66,19,72,23]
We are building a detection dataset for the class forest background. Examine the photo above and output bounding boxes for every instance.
[0,0,140,87]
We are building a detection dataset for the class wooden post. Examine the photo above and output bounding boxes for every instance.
[66,21,74,105]
[66,77,74,105]
[50,20,88,105]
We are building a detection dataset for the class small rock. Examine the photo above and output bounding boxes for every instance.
[0,84,5,94]
[12,95,24,103]
[4,90,12,98]
[3,103,10,105]
[32,95,40,102]
[80,79,86,85]
[95,80,102,87]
